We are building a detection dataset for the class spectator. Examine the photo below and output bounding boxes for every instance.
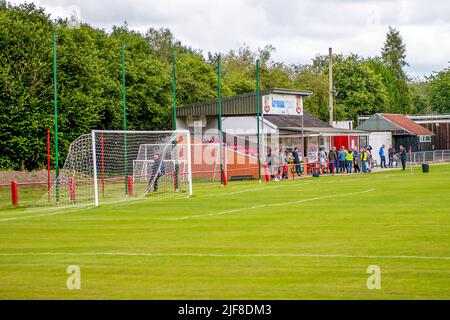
[361,148,368,173]
[266,150,275,181]
[388,145,395,168]
[339,146,347,174]
[379,144,387,168]
[399,145,407,171]
[367,146,374,169]
[292,147,302,176]
[317,147,327,174]
[345,148,353,173]
[353,147,361,173]
[328,146,338,175]
[281,150,289,179]
[273,149,281,180]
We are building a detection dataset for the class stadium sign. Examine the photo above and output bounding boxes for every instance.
[262,94,303,116]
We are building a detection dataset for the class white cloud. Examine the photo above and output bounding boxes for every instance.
[9,0,450,77]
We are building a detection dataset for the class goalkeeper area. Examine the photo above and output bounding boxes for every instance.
[34,130,193,209]
[0,164,449,299]
[32,130,263,210]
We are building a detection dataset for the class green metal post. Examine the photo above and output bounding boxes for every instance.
[218,54,223,185]
[172,47,177,130]
[256,59,261,181]
[171,47,179,190]
[122,42,128,195]
[52,32,59,202]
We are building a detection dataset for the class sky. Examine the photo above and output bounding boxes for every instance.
[9,0,450,78]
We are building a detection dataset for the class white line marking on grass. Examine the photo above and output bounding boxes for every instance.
[199,182,313,198]
[157,188,376,221]
[106,195,188,207]
[0,207,93,222]
[0,251,448,261]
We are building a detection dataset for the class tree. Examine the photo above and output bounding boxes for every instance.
[381,26,413,113]
[428,65,450,113]
[409,81,431,114]
[291,62,329,120]
[333,55,389,121]
[382,26,408,78]
[0,2,53,170]
[220,45,256,95]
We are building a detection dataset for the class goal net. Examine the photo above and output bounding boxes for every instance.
[34,130,192,208]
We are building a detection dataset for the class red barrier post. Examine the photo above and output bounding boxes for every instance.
[11,181,18,206]
[221,169,227,186]
[127,176,133,196]
[172,172,177,192]
[69,178,76,201]
[263,165,270,182]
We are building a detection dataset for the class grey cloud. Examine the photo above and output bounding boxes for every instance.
[10,0,450,77]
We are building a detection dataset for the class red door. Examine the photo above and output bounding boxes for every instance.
[333,136,350,150]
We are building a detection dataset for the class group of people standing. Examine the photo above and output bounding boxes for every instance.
[266,143,409,181]
[325,146,372,174]
[325,144,408,174]
[266,147,303,181]
[378,144,408,170]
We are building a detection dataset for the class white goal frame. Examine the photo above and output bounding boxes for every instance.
[91,129,192,206]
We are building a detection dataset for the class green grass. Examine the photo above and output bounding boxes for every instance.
[0,165,449,299]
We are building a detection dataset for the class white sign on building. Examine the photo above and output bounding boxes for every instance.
[262,94,303,116]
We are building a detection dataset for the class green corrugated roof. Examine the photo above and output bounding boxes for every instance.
[356,113,403,132]
[176,88,312,117]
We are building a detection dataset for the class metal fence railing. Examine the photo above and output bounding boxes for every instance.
[405,150,450,165]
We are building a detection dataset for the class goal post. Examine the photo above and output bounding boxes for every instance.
[34,130,192,208]
[92,130,99,206]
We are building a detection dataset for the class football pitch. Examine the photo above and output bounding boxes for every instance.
[0,165,449,299]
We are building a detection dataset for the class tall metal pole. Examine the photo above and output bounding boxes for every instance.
[217,54,223,186]
[301,108,304,158]
[328,47,333,126]
[47,128,51,203]
[171,47,177,130]
[52,32,60,202]
[171,47,179,191]
[122,42,128,194]
[256,59,261,182]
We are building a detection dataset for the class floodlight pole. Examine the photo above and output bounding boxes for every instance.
[122,42,128,195]
[52,32,60,202]
[217,54,223,186]
[256,59,261,182]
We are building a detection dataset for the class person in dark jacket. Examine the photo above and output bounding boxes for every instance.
[399,145,407,171]
[328,146,338,175]
[146,154,165,193]
[353,147,361,173]
[388,145,395,168]
[292,147,302,176]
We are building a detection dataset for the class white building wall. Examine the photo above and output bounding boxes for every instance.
[222,116,277,136]
[332,121,354,130]
[368,132,392,164]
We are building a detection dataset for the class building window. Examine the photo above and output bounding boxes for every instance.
[419,135,431,143]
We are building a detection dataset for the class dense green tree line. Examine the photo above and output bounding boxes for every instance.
[0,2,449,170]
